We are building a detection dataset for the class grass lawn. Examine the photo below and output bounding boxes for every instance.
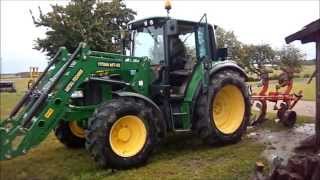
[0,133,266,180]
[0,77,314,180]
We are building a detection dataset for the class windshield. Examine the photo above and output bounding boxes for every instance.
[132,26,164,64]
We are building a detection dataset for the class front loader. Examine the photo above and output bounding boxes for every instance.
[0,14,250,169]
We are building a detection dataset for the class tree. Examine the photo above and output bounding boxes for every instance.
[30,0,136,57]
[215,26,243,62]
[242,44,276,74]
[276,45,305,71]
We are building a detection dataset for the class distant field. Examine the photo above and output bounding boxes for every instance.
[248,65,316,101]
[250,78,316,101]
[248,65,315,79]
[299,65,315,76]
[0,78,29,119]
[274,65,315,77]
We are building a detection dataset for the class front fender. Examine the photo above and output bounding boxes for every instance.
[112,91,167,137]
[210,60,248,81]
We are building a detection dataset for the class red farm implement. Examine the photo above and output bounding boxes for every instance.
[250,67,303,127]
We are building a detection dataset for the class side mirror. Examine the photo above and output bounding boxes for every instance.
[217,48,228,60]
[166,19,178,36]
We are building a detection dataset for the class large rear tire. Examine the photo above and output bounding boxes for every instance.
[194,70,250,145]
[54,120,85,148]
[85,98,160,169]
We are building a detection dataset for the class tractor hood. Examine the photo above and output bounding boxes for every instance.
[87,51,155,96]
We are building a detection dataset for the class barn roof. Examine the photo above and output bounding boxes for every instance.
[285,19,320,44]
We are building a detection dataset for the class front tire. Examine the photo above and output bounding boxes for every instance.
[54,120,85,148]
[194,70,250,145]
[85,98,159,169]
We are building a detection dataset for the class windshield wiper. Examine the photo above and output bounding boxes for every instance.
[146,27,159,44]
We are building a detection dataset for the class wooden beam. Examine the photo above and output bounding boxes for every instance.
[316,42,320,148]
[301,33,320,44]
[285,19,320,44]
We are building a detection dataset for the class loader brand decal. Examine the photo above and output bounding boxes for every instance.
[97,62,121,68]
[44,108,54,119]
[64,69,84,92]
[95,70,109,76]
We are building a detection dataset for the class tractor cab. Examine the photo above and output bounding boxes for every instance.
[128,16,216,62]
[127,16,225,97]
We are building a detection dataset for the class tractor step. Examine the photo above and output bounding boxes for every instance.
[169,94,184,101]
[173,129,191,133]
[172,112,188,116]
[170,103,189,130]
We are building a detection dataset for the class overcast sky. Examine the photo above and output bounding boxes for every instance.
[0,0,319,73]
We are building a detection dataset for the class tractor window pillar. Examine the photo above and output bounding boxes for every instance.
[316,42,320,147]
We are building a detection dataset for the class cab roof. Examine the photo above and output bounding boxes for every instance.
[128,16,215,30]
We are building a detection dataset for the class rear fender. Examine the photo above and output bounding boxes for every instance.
[210,61,248,81]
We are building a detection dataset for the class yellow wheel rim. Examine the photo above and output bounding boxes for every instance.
[69,121,85,138]
[212,85,245,134]
[109,115,147,157]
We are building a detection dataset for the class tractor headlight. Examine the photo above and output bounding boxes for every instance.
[71,90,84,98]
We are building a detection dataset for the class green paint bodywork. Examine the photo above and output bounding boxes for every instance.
[0,18,245,160]
[0,43,157,160]
[0,43,206,160]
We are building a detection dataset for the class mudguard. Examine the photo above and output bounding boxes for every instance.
[112,91,167,137]
[210,60,248,80]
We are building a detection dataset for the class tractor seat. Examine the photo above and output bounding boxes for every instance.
[169,69,192,87]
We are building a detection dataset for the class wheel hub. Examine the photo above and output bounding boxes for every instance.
[212,85,245,134]
[109,115,147,157]
[68,121,85,138]
[118,127,131,142]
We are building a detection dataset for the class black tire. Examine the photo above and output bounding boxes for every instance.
[54,120,85,148]
[194,70,250,145]
[281,110,297,128]
[85,97,160,169]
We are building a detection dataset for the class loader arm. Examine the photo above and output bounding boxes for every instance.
[0,43,150,160]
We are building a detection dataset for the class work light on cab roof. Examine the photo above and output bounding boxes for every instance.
[164,0,172,15]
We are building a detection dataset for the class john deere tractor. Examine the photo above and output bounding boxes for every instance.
[0,14,250,169]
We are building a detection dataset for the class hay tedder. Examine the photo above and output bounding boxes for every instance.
[0,14,250,169]
[27,66,40,89]
[250,67,303,127]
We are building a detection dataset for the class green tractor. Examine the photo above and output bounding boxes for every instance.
[0,14,250,169]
